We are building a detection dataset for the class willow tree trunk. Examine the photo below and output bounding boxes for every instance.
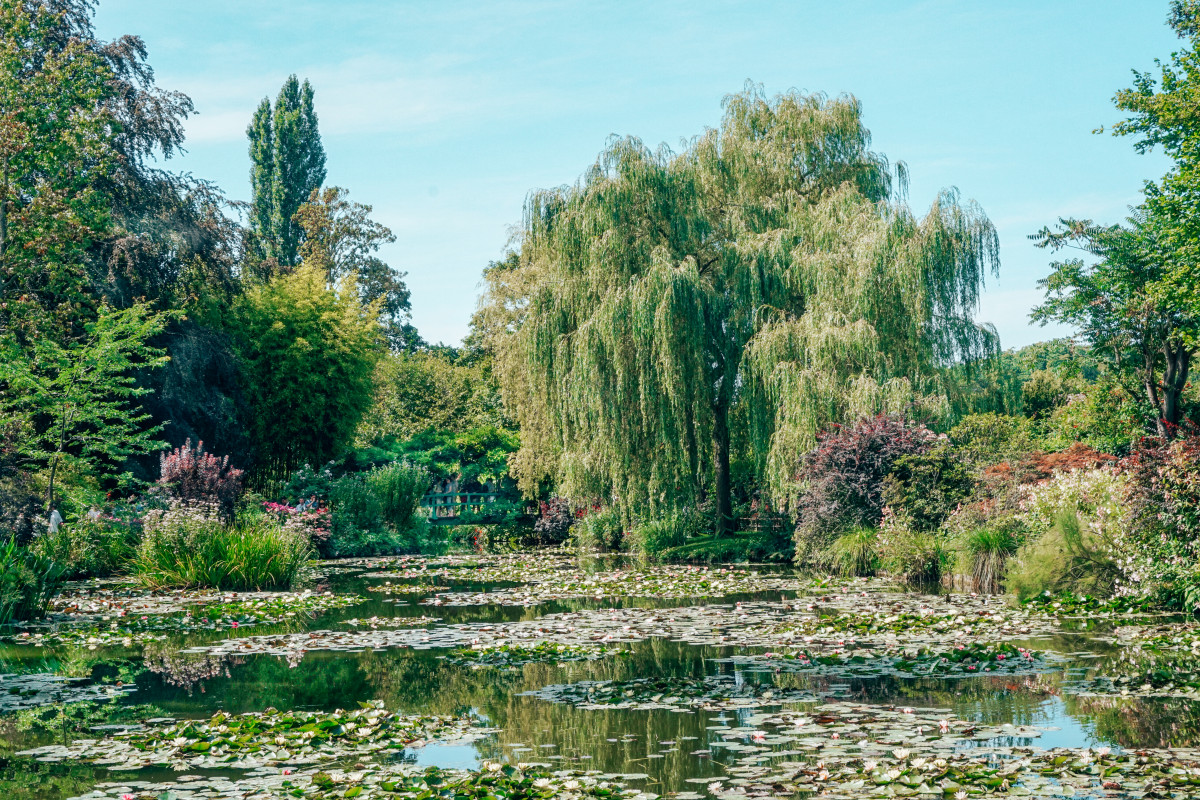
[713,400,733,537]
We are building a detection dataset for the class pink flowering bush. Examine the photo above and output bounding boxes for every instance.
[158,439,245,520]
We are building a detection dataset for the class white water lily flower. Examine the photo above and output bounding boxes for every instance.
[892,748,910,760]
[1097,747,1111,756]
[910,758,927,769]
[885,769,902,780]
[863,760,877,771]
[533,778,552,788]
[956,792,968,800]
[707,782,722,793]
[934,758,947,768]
[563,779,581,790]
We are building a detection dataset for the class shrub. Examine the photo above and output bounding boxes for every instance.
[947,413,1040,472]
[30,518,139,579]
[794,415,934,561]
[829,527,879,576]
[878,513,949,584]
[881,441,974,532]
[573,508,625,552]
[365,461,430,530]
[0,538,67,623]
[630,516,690,558]
[1042,382,1145,455]
[1118,431,1200,604]
[283,462,337,506]
[158,439,245,520]
[532,498,574,545]
[1006,508,1120,601]
[322,463,430,558]
[135,504,310,590]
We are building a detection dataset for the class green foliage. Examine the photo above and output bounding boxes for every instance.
[830,527,880,577]
[881,441,974,532]
[0,0,117,337]
[247,75,326,268]
[135,507,310,590]
[232,264,383,481]
[1006,509,1120,601]
[487,85,998,533]
[282,462,337,505]
[324,463,432,558]
[947,413,1041,472]
[1021,369,1067,420]
[878,523,949,585]
[0,538,66,623]
[29,518,139,580]
[364,462,431,532]
[1032,213,1191,438]
[0,302,170,509]
[296,187,414,350]
[1042,382,1146,455]
[630,513,701,559]
[959,528,1019,594]
[358,352,503,445]
[573,509,626,553]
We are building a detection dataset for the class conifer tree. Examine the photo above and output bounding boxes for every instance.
[246,76,326,267]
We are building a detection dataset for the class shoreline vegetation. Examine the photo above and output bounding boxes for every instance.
[7,1,1200,798]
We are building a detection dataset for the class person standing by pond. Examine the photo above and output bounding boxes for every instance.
[48,508,63,535]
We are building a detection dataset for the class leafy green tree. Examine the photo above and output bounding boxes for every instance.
[0,0,117,339]
[246,76,326,268]
[296,187,415,350]
[1031,212,1195,436]
[232,264,382,480]
[0,303,169,510]
[356,350,500,445]
[486,86,998,533]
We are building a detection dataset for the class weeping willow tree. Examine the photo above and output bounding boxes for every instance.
[487,86,999,534]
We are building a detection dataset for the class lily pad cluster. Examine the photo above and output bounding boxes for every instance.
[70,763,656,800]
[715,642,1048,678]
[446,641,627,668]
[20,702,493,771]
[423,564,803,606]
[0,673,136,711]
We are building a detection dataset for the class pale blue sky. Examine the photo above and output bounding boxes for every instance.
[94,0,1176,349]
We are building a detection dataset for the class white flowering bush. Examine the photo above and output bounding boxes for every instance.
[1016,467,1128,539]
[1007,467,1130,599]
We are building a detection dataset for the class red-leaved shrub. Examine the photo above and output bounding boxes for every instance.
[158,439,245,519]
[794,415,936,553]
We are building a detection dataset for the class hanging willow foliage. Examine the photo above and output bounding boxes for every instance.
[485,85,999,532]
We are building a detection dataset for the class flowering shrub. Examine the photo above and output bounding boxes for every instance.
[1016,467,1128,536]
[1119,432,1200,606]
[158,440,244,519]
[263,501,332,546]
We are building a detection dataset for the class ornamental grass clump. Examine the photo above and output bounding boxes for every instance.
[959,528,1018,594]
[830,527,880,577]
[135,503,310,590]
[0,537,66,623]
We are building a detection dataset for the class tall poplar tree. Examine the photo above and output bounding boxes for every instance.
[246,75,326,267]
[486,86,999,534]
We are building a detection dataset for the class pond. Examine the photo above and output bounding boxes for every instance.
[0,552,1198,799]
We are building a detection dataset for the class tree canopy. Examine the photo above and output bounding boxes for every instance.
[247,75,326,270]
[485,86,999,532]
